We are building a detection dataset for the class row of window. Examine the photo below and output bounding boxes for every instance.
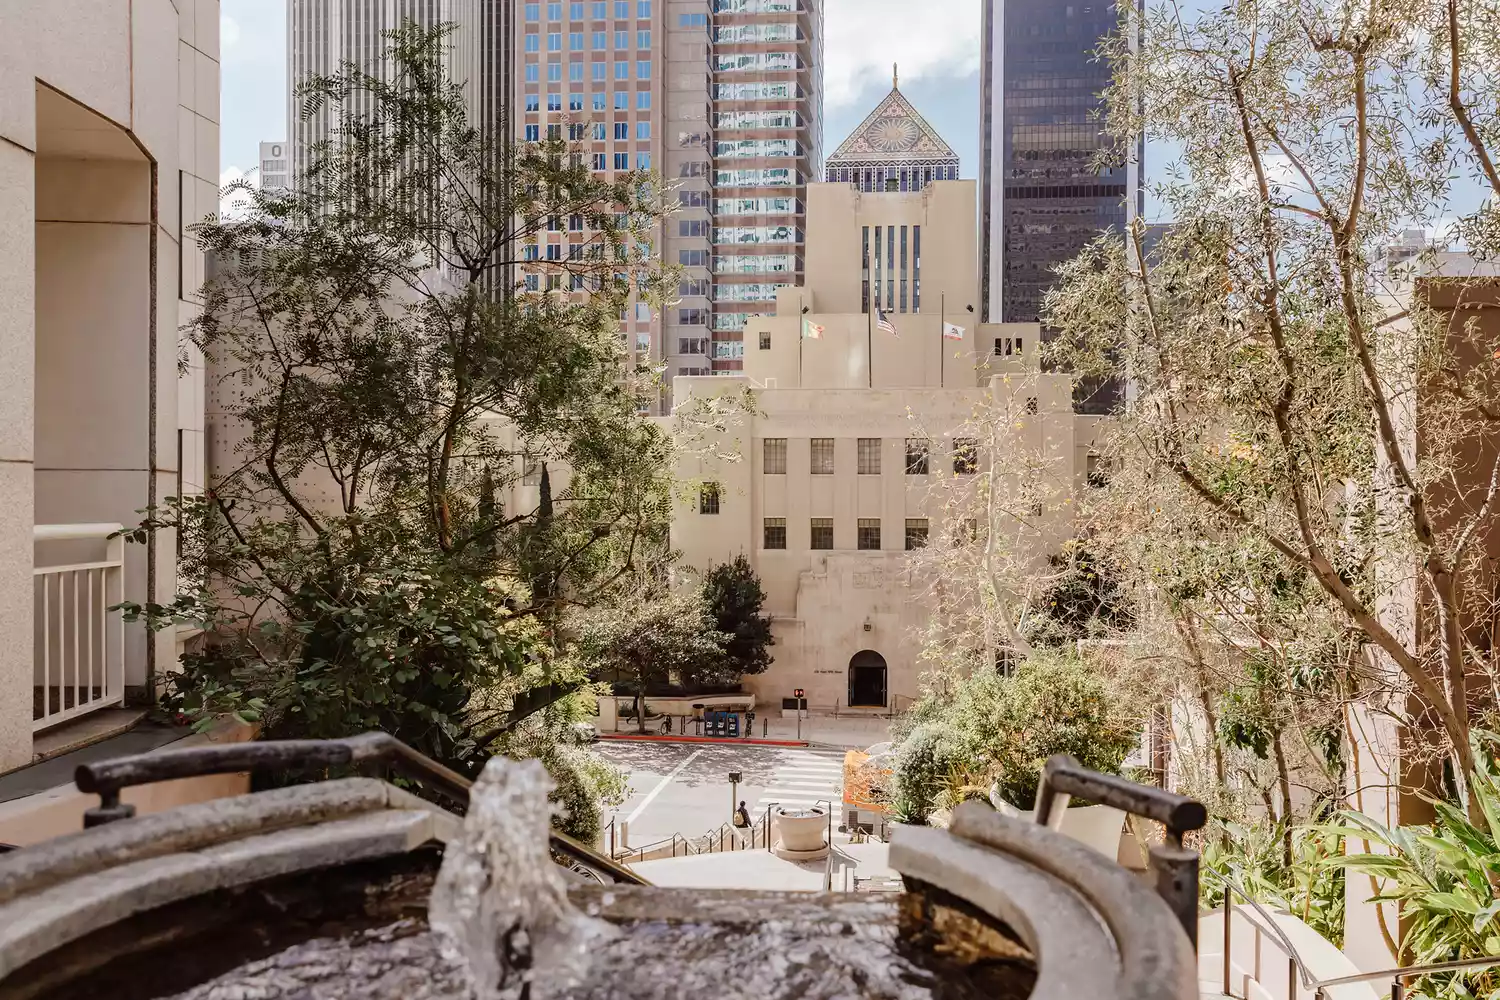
[524,121,648,141]
[524,61,652,83]
[524,1,651,21]
[524,92,651,111]
[771,517,932,552]
[762,437,979,476]
[524,30,651,52]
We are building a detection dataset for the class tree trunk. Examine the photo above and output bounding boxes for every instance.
[1272,730,1294,869]
[634,686,646,735]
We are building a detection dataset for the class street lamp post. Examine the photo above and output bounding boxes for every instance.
[794,688,804,741]
[729,770,742,825]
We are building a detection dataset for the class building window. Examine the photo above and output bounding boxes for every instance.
[953,438,978,474]
[525,124,540,141]
[548,32,562,50]
[759,332,771,350]
[614,152,628,169]
[960,518,980,545]
[857,438,881,475]
[764,438,787,475]
[637,60,652,79]
[1026,396,1039,415]
[764,517,787,550]
[857,518,881,551]
[699,482,721,515]
[1087,454,1111,489]
[904,438,929,475]
[615,91,629,109]
[637,152,651,170]
[995,336,1024,357]
[637,121,651,139]
[614,121,629,139]
[810,438,834,475]
[905,518,929,550]
[638,91,651,109]
[810,518,834,550]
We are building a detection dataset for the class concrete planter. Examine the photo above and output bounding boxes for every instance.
[990,784,1126,859]
[772,805,829,861]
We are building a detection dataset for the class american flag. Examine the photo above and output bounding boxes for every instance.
[876,308,898,337]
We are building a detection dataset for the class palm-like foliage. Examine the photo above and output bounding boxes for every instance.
[1331,735,1500,999]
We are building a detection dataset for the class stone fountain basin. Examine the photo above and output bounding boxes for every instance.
[0,778,1197,1000]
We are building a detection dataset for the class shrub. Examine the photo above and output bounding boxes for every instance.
[890,652,1138,822]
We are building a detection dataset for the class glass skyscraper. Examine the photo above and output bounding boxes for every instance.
[979,0,1140,356]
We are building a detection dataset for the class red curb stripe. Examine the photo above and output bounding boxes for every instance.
[595,733,809,748]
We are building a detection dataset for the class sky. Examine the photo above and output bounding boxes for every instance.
[217,0,987,195]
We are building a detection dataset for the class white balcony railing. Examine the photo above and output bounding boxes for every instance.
[33,523,125,732]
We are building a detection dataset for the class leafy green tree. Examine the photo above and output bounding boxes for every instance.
[689,555,774,689]
[124,22,675,777]
[1046,0,1500,822]
[575,585,729,733]
[1024,543,1136,648]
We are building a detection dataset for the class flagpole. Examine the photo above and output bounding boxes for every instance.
[798,297,804,387]
[867,305,874,388]
[939,293,945,389]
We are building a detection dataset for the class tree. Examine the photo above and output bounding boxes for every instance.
[575,585,729,733]
[692,555,774,688]
[1046,0,1500,824]
[125,22,676,775]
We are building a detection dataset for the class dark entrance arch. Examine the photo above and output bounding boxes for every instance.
[848,650,888,708]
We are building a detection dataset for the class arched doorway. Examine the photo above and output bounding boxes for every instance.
[848,650,888,708]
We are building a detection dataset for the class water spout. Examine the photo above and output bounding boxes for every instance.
[428,757,615,999]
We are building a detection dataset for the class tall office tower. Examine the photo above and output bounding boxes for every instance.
[287,0,486,185]
[515,0,663,380]
[978,0,1140,342]
[259,141,291,192]
[824,69,957,191]
[701,0,823,375]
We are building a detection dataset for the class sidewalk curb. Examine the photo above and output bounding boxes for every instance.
[596,733,810,748]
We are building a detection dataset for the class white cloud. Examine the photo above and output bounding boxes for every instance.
[221,12,242,53]
[822,0,983,109]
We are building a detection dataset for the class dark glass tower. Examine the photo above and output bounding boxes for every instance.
[980,0,1140,398]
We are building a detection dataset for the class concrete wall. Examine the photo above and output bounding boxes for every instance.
[0,0,218,771]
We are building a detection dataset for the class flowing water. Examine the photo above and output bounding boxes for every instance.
[160,757,1034,1000]
[426,757,616,999]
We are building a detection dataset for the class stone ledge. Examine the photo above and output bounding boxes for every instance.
[0,808,437,980]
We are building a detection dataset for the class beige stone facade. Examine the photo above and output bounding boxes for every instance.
[668,179,1106,712]
[0,0,219,771]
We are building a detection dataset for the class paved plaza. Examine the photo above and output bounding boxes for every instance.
[595,740,849,849]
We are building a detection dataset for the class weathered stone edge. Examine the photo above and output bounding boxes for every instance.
[0,808,437,981]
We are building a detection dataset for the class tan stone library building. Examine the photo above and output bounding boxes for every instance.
[668,94,1109,712]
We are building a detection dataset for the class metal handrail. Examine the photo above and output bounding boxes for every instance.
[1209,870,1318,997]
[72,731,647,886]
[1315,956,1500,991]
[1209,870,1500,999]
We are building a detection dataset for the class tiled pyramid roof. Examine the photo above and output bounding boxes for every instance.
[826,74,959,167]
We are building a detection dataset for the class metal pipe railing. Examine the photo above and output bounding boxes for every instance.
[1211,869,1500,1000]
[72,731,647,886]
